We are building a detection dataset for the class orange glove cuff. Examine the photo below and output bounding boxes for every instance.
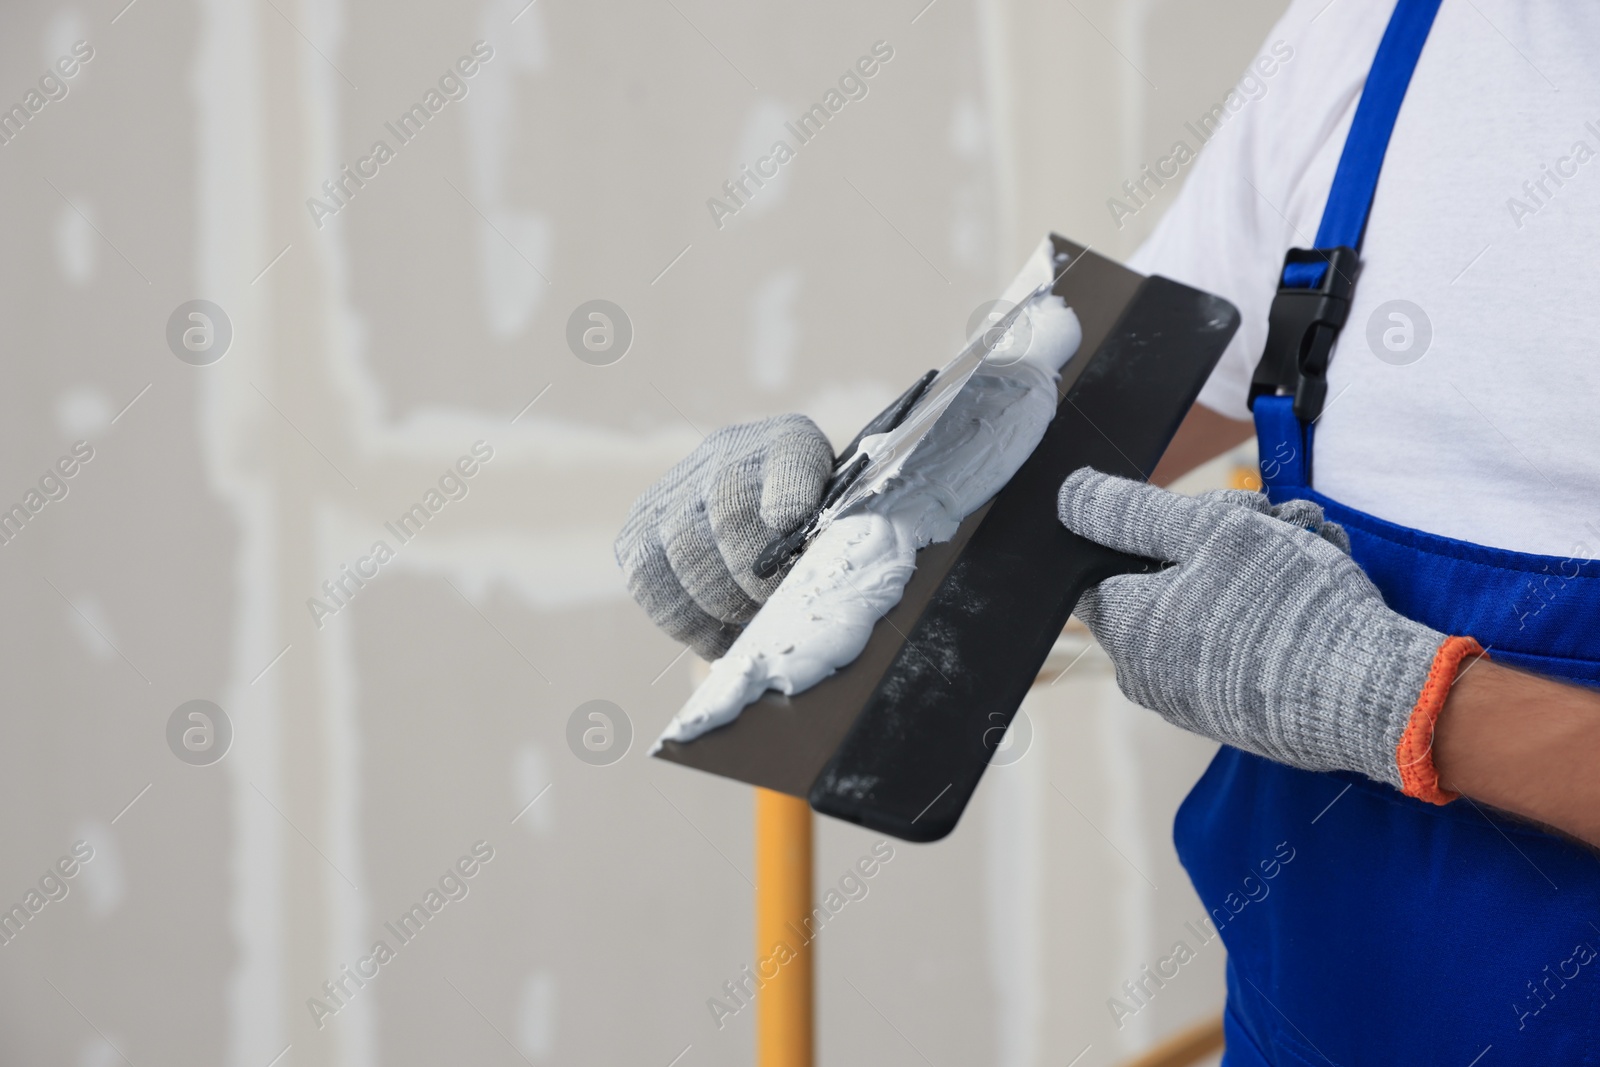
[1396,636,1485,805]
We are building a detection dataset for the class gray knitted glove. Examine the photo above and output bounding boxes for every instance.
[1057,468,1459,792]
[616,415,833,660]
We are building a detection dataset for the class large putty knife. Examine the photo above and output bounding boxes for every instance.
[654,235,1239,842]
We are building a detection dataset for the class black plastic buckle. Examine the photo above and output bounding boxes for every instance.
[1248,246,1360,422]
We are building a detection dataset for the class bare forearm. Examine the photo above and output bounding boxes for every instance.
[1434,659,1600,848]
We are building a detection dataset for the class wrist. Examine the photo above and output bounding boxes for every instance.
[1432,659,1600,846]
[1395,636,1484,804]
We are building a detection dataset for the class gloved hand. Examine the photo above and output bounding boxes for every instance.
[1057,468,1481,801]
[615,415,833,660]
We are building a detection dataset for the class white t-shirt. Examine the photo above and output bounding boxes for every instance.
[1130,0,1600,557]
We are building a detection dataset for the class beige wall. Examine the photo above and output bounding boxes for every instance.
[0,0,1282,1063]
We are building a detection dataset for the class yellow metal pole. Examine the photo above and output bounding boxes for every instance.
[754,788,814,1067]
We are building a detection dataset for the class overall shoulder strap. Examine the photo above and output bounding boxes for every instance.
[1251,0,1442,492]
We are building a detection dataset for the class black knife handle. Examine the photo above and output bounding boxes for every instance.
[838,368,938,462]
[751,369,938,580]
[752,454,867,578]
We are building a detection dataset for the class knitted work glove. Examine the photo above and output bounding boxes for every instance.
[616,415,833,660]
[1057,468,1482,802]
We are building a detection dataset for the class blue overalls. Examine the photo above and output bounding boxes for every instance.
[1173,1,1600,1062]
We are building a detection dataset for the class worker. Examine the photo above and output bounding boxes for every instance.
[615,0,1600,1060]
